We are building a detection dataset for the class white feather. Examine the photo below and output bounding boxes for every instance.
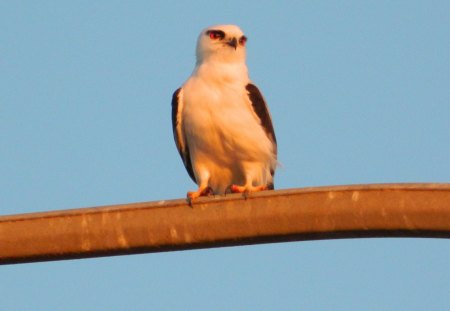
[177,25,277,194]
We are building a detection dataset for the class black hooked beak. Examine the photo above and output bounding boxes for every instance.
[227,37,238,50]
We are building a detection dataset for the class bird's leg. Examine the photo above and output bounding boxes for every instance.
[230,172,268,198]
[186,169,213,205]
[230,184,267,194]
[187,185,213,206]
[187,185,213,201]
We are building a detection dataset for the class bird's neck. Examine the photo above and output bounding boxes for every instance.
[194,60,249,85]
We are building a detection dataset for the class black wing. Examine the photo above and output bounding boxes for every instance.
[246,83,277,150]
[171,88,196,183]
[246,83,277,188]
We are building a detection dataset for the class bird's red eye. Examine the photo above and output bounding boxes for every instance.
[239,36,247,46]
[207,30,224,40]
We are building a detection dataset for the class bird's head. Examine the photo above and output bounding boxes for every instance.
[196,25,247,64]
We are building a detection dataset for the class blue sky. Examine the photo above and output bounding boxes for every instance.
[1,1,449,310]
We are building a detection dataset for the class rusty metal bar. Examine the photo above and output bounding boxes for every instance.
[0,183,449,265]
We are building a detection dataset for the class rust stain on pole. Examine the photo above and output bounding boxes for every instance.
[0,183,449,265]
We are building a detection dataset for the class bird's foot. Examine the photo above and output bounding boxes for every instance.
[187,186,213,205]
[230,184,268,199]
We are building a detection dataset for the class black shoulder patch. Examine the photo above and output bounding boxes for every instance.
[246,83,277,146]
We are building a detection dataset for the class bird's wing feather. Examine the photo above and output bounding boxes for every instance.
[246,83,277,151]
[171,88,196,182]
[246,83,277,185]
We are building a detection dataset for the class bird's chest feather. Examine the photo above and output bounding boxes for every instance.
[182,62,253,130]
[181,81,272,167]
[186,84,248,125]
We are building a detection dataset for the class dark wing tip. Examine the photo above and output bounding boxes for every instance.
[171,88,182,131]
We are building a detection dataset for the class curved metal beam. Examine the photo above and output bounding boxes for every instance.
[1,183,449,265]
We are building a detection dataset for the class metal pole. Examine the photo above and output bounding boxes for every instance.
[1,183,449,265]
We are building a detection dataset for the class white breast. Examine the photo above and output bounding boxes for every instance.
[180,62,276,193]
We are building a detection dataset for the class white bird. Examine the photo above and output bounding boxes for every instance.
[171,24,277,202]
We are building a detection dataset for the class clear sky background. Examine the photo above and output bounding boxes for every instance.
[1,1,449,310]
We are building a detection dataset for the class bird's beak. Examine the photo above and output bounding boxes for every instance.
[227,37,238,50]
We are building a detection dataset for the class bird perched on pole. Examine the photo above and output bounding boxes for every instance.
[171,24,277,202]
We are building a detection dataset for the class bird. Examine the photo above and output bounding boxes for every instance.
[171,24,277,202]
